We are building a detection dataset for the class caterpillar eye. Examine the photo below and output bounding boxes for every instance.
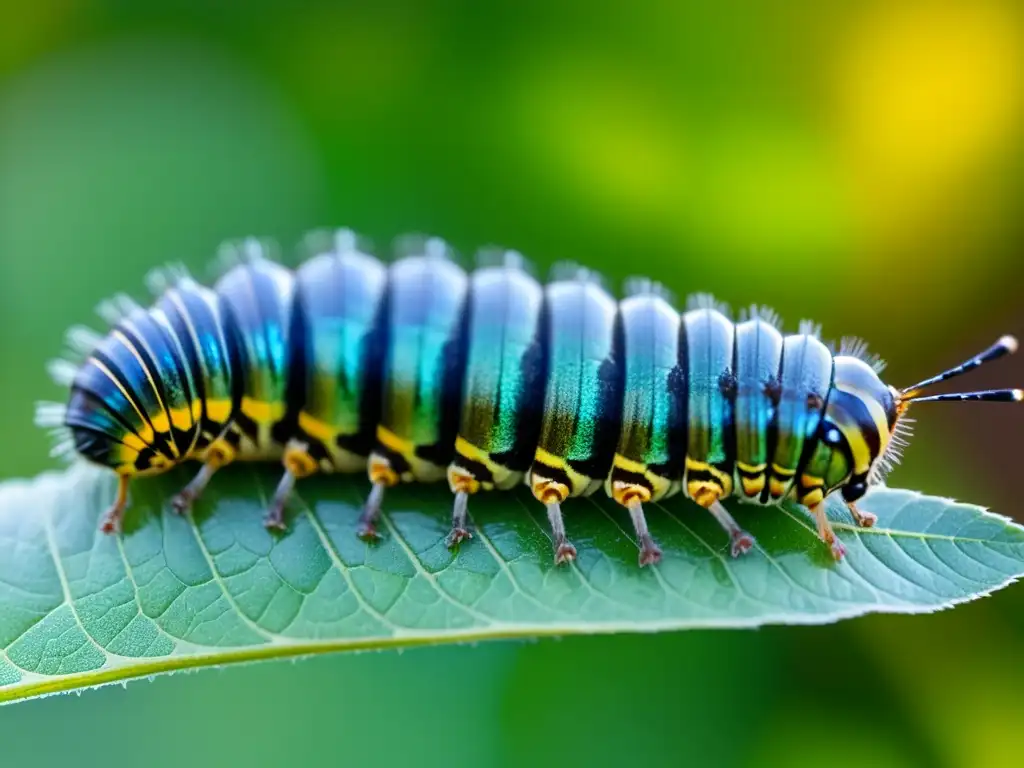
[842,481,867,502]
[826,428,842,446]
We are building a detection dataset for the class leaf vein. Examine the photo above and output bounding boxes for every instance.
[295,493,404,634]
[183,514,283,644]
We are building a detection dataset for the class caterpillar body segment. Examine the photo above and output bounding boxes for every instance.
[732,314,784,503]
[359,240,470,540]
[605,286,684,566]
[267,237,390,529]
[39,228,1024,566]
[768,332,833,503]
[446,253,547,547]
[527,269,623,563]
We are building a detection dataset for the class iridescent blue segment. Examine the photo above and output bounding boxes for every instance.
[378,243,469,478]
[682,305,735,485]
[456,257,546,479]
[614,288,684,482]
[533,269,622,494]
[118,304,200,456]
[154,277,236,442]
[214,242,297,450]
[66,362,151,450]
[89,326,166,440]
[294,238,388,463]
[733,315,783,501]
[768,333,833,498]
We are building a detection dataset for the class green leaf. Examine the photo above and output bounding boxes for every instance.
[1,462,1022,704]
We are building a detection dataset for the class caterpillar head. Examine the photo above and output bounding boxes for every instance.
[815,356,900,502]
[821,335,1022,501]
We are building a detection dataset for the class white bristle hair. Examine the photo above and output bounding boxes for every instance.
[64,325,102,356]
[46,359,79,387]
[114,293,142,315]
[34,401,68,428]
[95,299,122,326]
[738,304,783,330]
[95,292,141,326]
[869,417,915,485]
[548,261,607,289]
[685,293,732,318]
[798,319,823,339]
[241,236,273,262]
[623,277,676,305]
[211,236,280,277]
[48,429,77,461]
[299,227,377,263]
[474,245,526,271]
[837,335,887,373]
[144,262,191,297]
[392,232,459,265]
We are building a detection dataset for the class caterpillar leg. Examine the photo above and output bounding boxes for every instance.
[545,499,577,565]
[357,454,399,542]
[705,499,756,558]
[171,441,234,514]
[445,466,482,549]
[100,475,131,534]
[446,491,472,548]
[847,501,877,529]
[626,499,662,567]
[171,463,218,514]
[810,502,846,560]
[608,478,662,566]
[530,473,577,565]
[264,440,319,531]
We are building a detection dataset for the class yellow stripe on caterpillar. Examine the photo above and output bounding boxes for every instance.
[375,426,447,482]
[607,454,677,502]
[149,404,201,434]
[455,436,492,465]
[685,457,734,488]
[800,473,826,489]
[121,433,149,452]
[740,475,765,497]
[830,409,875,475]
[377,425,414,459]
[299,411,337,444]
[205,399,233,425]
[533,446,567,471]
[454,436,520,490]
[769,477,789,498]
[798,488,825,508]
[531,447,594,497]
[684,457,734,505]
[736,461,767,475]
[241,396,286,425]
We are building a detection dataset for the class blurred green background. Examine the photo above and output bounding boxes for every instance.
[1,1,1022,766]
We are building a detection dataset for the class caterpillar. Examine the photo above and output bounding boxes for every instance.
[35,229,1023,567]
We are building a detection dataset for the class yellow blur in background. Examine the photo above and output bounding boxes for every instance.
[0,1,1022,766]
